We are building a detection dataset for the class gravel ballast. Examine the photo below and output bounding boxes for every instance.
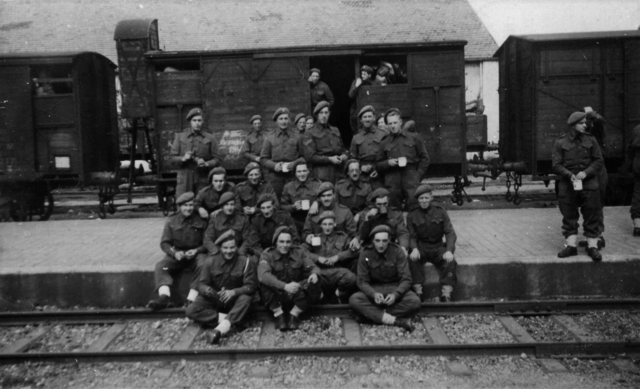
[109,318,190,351]
[193,319,262,349]
[573,312,640,341]
[440,314,515,344]
[360,318,431,345]
[275,316,345,347]
[515,315,575,342]
[26,324,109,353]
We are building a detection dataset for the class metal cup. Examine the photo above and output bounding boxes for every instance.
[282,163,290,173]
[301,199,310,210]
[572,179,583,191]
[398,157,407,167]
[312,236,321,246]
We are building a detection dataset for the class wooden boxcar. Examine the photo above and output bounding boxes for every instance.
[115,19,470,207]
[493,31,640,203]
[0,52,120,220]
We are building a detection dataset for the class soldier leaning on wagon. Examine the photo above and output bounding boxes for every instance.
[348,65,374,133]
[280,161,322,233]
[258,226,321,331]
[233,162,279,218]
[407,184,457,302]
[376,108,430,211]
[148,192,208,310]
[260,107,306,200]
[247,193,300,255]
[186,232,256,344]
[626,124,640,237]
[350,105,388,190]
[349,225,419,332]
[356,188,410,251]
[308,68,334,110]
[301,211,358,303]
[203,192,257,257]
[584,110,607,249]
[303,101,348,183]
[552,112,604,262]
[294,113,307,134]
[194,167,236,219]
[170,108,221,198]
[240,115,267,164]
[334,159,372,218]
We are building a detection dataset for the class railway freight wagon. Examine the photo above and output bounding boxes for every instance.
[486,31,640,204]
[0,52,120,221]
[115,19,470,210]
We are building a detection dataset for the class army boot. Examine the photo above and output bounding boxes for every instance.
[634,219,640,237]
[147,295,174,311]
[558,235,578,258]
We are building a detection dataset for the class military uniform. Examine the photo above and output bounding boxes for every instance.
[186,252,256,327]
[376,129,430,210]
[249,210,300,254]
[302,202,357,241]
[406,204,457,287]
[280,178,321,232]
[350,125,388,189]
[241,129,267,164]
[302,231,358,297]
[258,246,321,312]
[233,180,279,214]
[310,81,334,109]
[348,78,372,133]
[357,206,410,247]
[204,211,257,256]
[628,125,640,233]
[303,123,347,183]
[194,182,236,215]
[335,178,372,214]
[170,128,221,197]
[349,242,420,323]
[260,127,305,200]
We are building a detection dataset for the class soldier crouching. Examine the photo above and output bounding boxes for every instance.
[186,231,256,344]
[349,225,420,332]
[258,226,322,331]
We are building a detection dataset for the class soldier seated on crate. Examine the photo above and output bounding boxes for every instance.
[280,161,322,233]
[186,231,257,344]
[356,188,409,253]
[148,192,208,310]
[334,159,372,218]
[203,192,257,257]
[194,167,236,219]
[258,226,321,331]
[233,162,279,218]
[406,184,457,302]
[248,193,300,256]
[349,225,419,332]
[301,211,358,304]
[240,115,267,164]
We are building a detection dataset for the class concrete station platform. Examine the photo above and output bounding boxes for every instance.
[1,207,639,310]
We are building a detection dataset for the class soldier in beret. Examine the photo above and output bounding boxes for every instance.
[356,188,409,251]
[240,115,267,164]
[301,211,358,303]
[626,124,640,236]
[294,113,307,134]
[303,101,348,183]
[350,105,388,190]
[308,68,334,110]
[203,192,258,257]
[305,116,315,132]
[148,192,208,310]
[552,112,604,261]
[170,108,221,197]
[194,167,236,218]
[280,161,322,232]
[376,108,430,211]
[406,184,457,302]
[349,225,419,331]
[248,194,300,255]
[233,162,279,217]
[186,233,257,344]
[260,107,306,200]
[258,227,321,331]
[348,65,374,133]
[335,159,372,217]
[584,110,607,249]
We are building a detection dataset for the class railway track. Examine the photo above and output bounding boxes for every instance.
[1,299,639,365]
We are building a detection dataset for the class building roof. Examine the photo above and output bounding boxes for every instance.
[0,0,497,62]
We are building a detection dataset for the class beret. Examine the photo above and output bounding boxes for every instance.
[369,224,391,238]
[318,211,336,223]
[567,111,587,125]
[316,182,334,197]
[186,108,203,121]
[256,193,275,208]
[414,184,433,199]
[249,114,262,124]
[361,65,373,75]
[309,68,321,75]
[213,230,236,246]
[313,101,331,115]
[272,107,290,122]
[176,191,194,205]
[208,166,226,181]
[244,162,261,176]
[358,105,375,119]
[380,61,394,75]
[218,192,235,206]
[403,120,416,133]
[384,108,402,124]
[294,113,306,125]
[344,159,360,174]
[367,188,390,203]
[272,226,292,245]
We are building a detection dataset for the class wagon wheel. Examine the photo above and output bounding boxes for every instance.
[29,192,54,221]
[9,199,28,222]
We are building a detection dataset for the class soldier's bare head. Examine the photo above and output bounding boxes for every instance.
[211,174,226,192]
[386,112,403,134]
[260,200,275,218]
[305,117,315,131]
[222,200,235,216]
[179,200,194,217]
[375,196,389,209]
[220,238,238,259]
[295,163,309,182]
[276,232,293,255]
[347,161,361,181]
[309,71,320,85]
[373,231,390,253]
[321,218,336,235]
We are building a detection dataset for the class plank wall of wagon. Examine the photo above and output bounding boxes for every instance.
[540,47,600,78]
[410,51,463,88]
[358,85,411,118]
[155,71,202,105]
[35,127,81,175]
[625,40,640,132]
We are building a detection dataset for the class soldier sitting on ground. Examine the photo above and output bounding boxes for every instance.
[186,231,256,344]
[258,226,321,331]
[248,193,300,255]
[203,192,257,257]
[194,167,236,219]
[148,192,208,310]
[233,162,279,218]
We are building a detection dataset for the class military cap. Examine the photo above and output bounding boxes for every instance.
[380,61,394,75]
[272,226,292,245]
[218,192,235,206]
[344,159,360,174]
[403,120,416,133]
[244,162,261,176]
[318,210,336,223]
[249,114,262,124]
[176,191,195,205]
[384,108,402,124]
[208,166,226,181]
[256,193,275,208]
[309,68,321,76]
[316,182,334,197]
[358,105,375,119]
[361,65,373,75]
[186,108,203,121]
[313,101,331,115]
[369,224,391,238]
[367,188,390,203]
[272,107,290,121]
[414,184,433,199]
[294,113,306,125]
[567,111,587,125]
[213,230,236,246]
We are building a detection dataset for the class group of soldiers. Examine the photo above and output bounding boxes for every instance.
[148,97,457,344]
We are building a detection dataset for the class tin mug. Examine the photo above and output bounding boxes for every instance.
[282,163,290,173]
[572,179,583,191]
[398,157,407,167]
[311,236,321,246]
[301,199,310,210]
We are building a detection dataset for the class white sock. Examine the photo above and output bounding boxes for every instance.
[441,285,453,297]
[218,312,228,322]
[586,238,599,249]
[413,284,423,295]
[214,319,231,335]
[381,312,396,326]
[187,289,199,302]
[158,285,171,297]
[273,307,284,317]
[566,235,577,247]
[290,305,303,317]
